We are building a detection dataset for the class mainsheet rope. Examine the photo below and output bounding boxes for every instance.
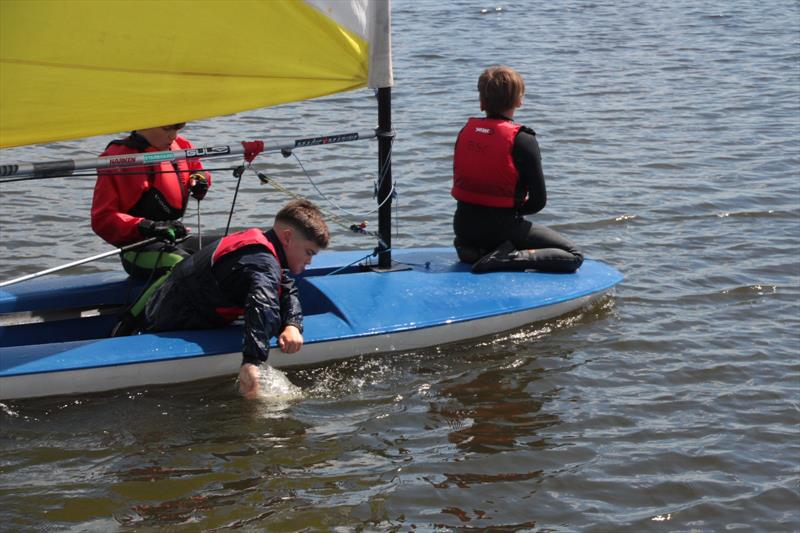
[289,136,396,220]
[246,136,396,251]
[251,168,391,275]
[251,166,387,247]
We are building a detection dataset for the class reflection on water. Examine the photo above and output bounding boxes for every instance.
[434,367,560,454]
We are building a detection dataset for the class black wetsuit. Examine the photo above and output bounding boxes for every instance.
[453,115,583,273]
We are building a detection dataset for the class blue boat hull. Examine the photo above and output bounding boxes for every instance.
[0,248,623,399]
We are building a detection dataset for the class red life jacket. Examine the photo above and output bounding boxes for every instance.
[91,134,207,246]
[210,228,282,323]
[451,117,523,208]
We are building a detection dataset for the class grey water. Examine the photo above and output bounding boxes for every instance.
[1,0,799,530]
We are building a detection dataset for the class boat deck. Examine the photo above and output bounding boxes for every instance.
[0,248,623,399]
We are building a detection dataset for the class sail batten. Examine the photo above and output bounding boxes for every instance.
[0,0,392,148]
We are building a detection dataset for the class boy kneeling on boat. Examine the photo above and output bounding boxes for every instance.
[451,66,583,274]
[141,199,329,399]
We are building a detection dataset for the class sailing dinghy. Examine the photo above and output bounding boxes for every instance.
[0,0,622,400]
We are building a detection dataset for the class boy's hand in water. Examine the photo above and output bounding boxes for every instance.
[238,363,261,399]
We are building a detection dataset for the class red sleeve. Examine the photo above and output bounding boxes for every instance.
[90,146,149,246]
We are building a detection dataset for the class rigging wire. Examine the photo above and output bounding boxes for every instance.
[252,168,379,241]
[248,137,396,251]
[288,136,395,219]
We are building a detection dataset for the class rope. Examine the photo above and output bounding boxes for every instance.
[289,137,395,219]
[249,135,395,250]
[253,168,385,244]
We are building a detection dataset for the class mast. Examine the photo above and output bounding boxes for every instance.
[377,86,393,268]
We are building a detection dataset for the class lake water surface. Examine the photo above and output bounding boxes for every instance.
[1,0,799,530]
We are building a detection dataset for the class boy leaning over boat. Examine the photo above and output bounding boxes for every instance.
[140,199,329,399]
[91,123,212,335]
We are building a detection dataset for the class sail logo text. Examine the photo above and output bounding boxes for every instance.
[109,156,136,166]
[474,127,493,134]
[184,146,231,158]
[295,133,359,147]
[142,153,175,164]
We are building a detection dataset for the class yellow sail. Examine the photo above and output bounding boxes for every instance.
[0,0,392,148]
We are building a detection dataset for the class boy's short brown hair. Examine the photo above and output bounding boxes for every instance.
[275,199,330,248]
[478,66,525,115]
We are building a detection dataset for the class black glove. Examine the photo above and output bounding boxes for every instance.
[138,219,187,242]
[189,173,208,201]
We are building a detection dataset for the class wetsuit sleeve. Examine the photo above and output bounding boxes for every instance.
[240,255,283,366]
[279,273,304,334]
[513,129,547,215]
[90,168,147,245]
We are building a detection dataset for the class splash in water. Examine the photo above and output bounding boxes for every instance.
[0,402,19,417]
[251,365,304,413]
